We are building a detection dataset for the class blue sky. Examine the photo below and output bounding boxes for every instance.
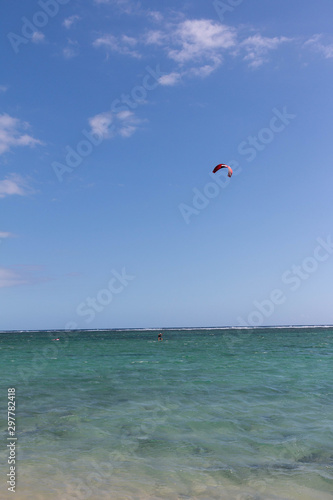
[1,0,333,330]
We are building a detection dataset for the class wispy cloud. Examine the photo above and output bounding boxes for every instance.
[117,110,143,137]
[93,16,303,83]
[0,114,42,155]
[0,85,8,93]
[89,111,113,138]
[159,20,293,72]
[166,19,237,64]
[0,268,27,288]
[154,19,294,80]
[94,19,237,73]
[94,0,139,15]
[93,34,141,58]
[94,0,125,3]
[89,110,143,139]
[304,34,333,59]
[241,34,292,68]
[144,29,166,46]
[63,15,81,29]
[0,232,15,239]
[0,174,34,199]
[158,72,182,86]
[63,40,80,59]
[31,31,45,44]
[148,11,163,23]
[0,265,50,288]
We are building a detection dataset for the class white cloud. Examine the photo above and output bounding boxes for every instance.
[89,110,143,139]
[168,19,236,64]
[95,19,236,73]
[31,31,45,44]
[0,174,34,199]
[304,34,333,59]
[93,34,141,58]
[94,17,297,83]
[0,113,42,155]
[144,19,292,80]
[93,34,116,49]
[0,85,8,93]
[241,34,292,68]
[63,47,78,59]
[158,72,182,86]
[117,110,142,137]
[89,111,113,139]
[63,15,81,29]
[189,58,221,78]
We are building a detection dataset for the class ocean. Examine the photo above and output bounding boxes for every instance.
[0,327,332,499]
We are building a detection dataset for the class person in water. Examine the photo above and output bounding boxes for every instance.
[158,332,163,341]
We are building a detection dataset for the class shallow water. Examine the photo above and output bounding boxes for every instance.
[0,327,332,499]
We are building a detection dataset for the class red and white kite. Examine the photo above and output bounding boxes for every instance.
[212,163,233,178]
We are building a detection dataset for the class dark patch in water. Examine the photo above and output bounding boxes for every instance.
[249,462,299,471]
[298,452,333,465]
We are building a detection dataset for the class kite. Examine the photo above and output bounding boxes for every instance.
[212,163,233,178]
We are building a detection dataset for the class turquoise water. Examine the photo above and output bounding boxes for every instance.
[0,327,333,499]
